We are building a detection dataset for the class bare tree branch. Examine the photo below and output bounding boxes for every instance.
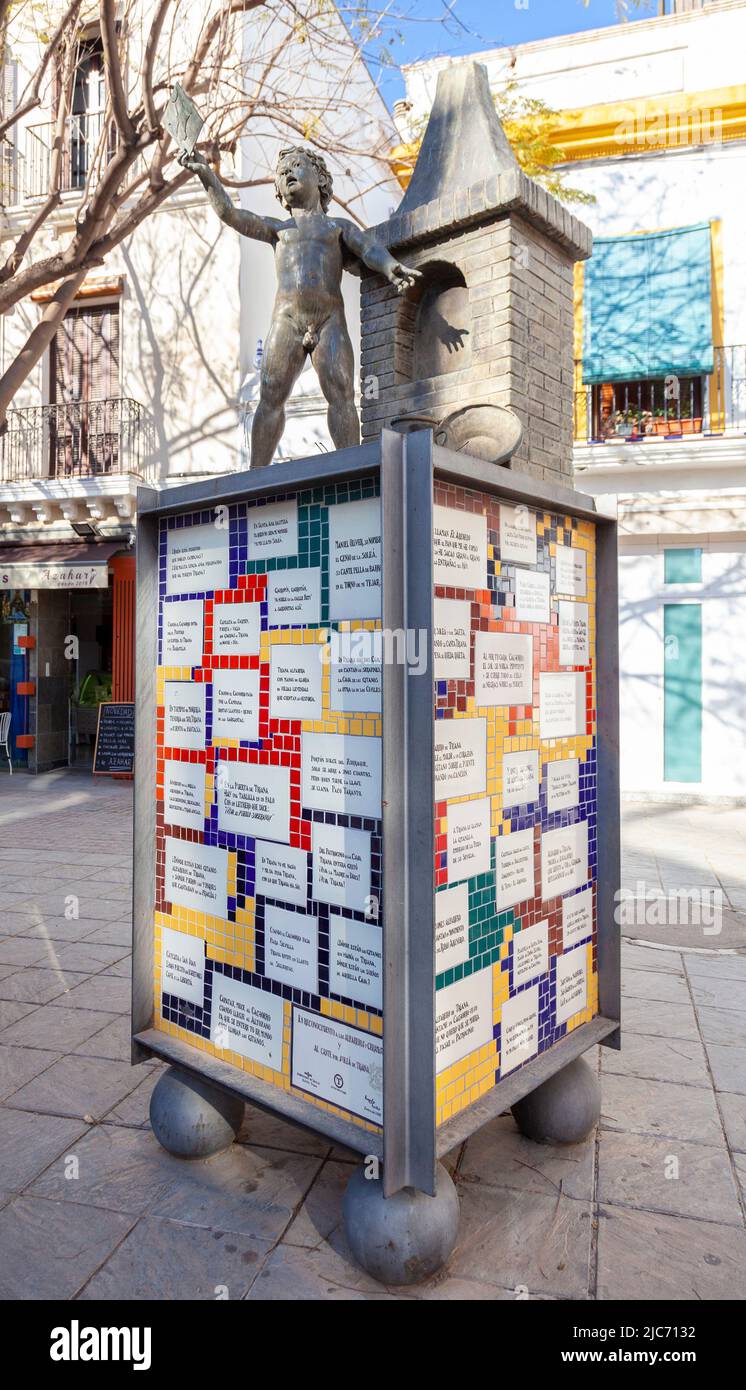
[142,0,172,132]
[99,0,136,145]
[0,0,82,141]
[0,6,79,283]
[92,171,275,260]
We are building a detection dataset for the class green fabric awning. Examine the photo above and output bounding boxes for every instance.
[582,222,714,384]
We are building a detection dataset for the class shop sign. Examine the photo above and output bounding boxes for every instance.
[0,563,109,590]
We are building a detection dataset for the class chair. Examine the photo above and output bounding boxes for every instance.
[0,712,11,774]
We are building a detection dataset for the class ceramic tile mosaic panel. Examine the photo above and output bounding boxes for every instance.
[433,484,598,1127]
[154,482,384,1135]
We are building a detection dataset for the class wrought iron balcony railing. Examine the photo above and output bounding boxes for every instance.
[0,398,154,483]
[574,344,746,443]
[25,112,117,200]
[0,114,117,205]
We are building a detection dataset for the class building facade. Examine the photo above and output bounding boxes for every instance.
[0,0,397,771]
[400,0,746,799]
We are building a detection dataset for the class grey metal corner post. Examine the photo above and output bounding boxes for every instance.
[341,430,460,1285]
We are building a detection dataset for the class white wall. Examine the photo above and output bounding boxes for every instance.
[404,3,746,112]
[619,543,746,795]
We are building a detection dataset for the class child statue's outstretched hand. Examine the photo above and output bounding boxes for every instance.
[388,263,423,295]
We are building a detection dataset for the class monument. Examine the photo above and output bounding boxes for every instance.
[132,62,620,1286]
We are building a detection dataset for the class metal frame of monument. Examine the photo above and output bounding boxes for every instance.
[131,428,620,1203]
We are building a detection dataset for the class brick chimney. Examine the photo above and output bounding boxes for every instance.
[360,61,592,486]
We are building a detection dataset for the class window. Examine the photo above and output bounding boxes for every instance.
[663,604,702,783]
[49,302,121,476]
[664,548,702,584]
[68,37,106,190]
[52,302,120,405]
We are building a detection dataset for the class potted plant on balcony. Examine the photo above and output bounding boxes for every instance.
[657,403,703,436]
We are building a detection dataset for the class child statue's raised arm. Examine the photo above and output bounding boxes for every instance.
[178,151,283,245]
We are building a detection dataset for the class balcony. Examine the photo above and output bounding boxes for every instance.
[574,345,746,444]
[1,113,116,205]
[0,398,153,484]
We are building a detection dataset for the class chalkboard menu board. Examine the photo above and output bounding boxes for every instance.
[93,702,135,775]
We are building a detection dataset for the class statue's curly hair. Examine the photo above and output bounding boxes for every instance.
[274,146,333,212]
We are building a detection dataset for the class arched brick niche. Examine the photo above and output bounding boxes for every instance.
[394,260,471,383]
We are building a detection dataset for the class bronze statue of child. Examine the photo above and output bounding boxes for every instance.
[180,145,421,467]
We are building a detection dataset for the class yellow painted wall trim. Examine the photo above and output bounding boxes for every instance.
[390,85,746,186]
[709,218,725,432]
[547,85,746,162]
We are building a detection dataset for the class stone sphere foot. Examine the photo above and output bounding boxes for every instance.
[511,1055,600,1145]
[342,1160,460,1286]
[149,1065,244,1158]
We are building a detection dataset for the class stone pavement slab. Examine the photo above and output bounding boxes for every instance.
[0,1002,114,1050]
[596,1205,746,1301]
[697,1006,746,1048]
[454,1113,595,1202]
[621,967,692,1004]
[33,942,129,974]
[685,954,746,983]
[0,1042,60,1101]
[6,1054,145,1120]
[619,995,700,1041]
[597,1130,743,1225]
[28,1124,205,1216]
[434,1183,593,1300]
[0,1197,134,1300]
[0,938,50,967]
[73,1014,136,1062]
[0,999,36,1030]
[106,1069,162,1129]
[600,1073,725,1144]
[600,1031,710,1088]
[690,977,746,1012]
[80,921,134,947]
[50,974,130,1013]
[148,1143,325,1240]
[704,1044,746,1096]
[719,1094,746,1153]
[0,966,88,1005]
[0,1109,91,1190]
[77,1216,270,1301]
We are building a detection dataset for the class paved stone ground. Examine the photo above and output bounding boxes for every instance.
[621,798,746,950]
[0,772,744,1300]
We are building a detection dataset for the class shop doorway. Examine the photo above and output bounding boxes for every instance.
[0,590,30,770]
[69,587,113,767]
